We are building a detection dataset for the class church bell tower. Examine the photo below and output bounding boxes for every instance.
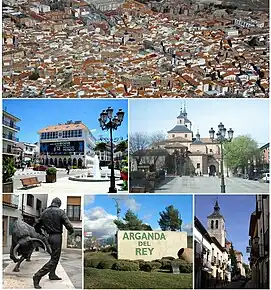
[207,200,226,247]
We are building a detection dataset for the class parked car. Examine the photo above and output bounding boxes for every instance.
[33,165,48,171]
[261,173,270,183]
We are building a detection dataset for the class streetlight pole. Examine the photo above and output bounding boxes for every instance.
[209,123,234,193]
[99,107,125,193]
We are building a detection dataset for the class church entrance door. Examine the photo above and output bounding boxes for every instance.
[209,165,216,176]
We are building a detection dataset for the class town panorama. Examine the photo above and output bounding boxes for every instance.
[3,0,269,98]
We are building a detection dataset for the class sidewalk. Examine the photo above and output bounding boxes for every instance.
[14,176,128,194]
[3,252,74,289]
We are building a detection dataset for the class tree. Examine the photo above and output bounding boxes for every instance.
[229,244,239,277]
[114,209,153,231]
[158,205,182,231]
[129,132,167,168]
[94,142,107,151]
[224,135,261,172]
[129,132,151,166]
[115,140,128,153]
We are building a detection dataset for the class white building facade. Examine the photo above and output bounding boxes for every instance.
[2,110,21,160]
[38,120,96,168]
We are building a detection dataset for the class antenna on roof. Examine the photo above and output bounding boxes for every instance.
[180,101,183,113]
[183,101,187,114]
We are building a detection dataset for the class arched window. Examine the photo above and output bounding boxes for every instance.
[216,220,218,229]
[211,220,214,229]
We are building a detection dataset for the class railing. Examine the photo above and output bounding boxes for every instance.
[3,133,19,142]
[2,119,20,130]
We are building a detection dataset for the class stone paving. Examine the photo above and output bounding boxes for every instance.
[155,176,269,193]
[3,251,77,289]
[14,176,127,194]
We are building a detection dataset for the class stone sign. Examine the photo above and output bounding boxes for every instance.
[117,231,187,261]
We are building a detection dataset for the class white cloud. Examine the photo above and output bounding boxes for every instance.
[124,198,141,212]
[142,214,153,221]
[84,195,95,206]
[84,207,117,239]
[182,223,193,235]
[90,129,97,133]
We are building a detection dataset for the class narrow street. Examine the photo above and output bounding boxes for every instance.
[222,279,248,288]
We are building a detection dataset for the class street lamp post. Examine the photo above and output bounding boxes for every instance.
[99,107,125,193]
[209,123,234,193]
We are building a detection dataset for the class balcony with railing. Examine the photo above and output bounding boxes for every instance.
[2,119,20,131]
[3,147,16,154]
[3,133,19,142]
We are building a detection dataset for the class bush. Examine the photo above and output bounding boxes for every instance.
[46,167,57,175]
[72,166,77,169]
[171,259,192,273]
[3,157,16,183]
[135,259,145,268]
[97,259,116,270]
[101,246,117,252]
[84,257,101,268]
[140,261,162,272]
[151,261,162,270]
[160,259,172,270]
[162,256,175,261]
[140,262,152,272]
[112,260,139,271]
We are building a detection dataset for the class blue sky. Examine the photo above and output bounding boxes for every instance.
[129,99,269,146]
[3,99,128,143]
[84,194,193,240]
[195,195,256,264]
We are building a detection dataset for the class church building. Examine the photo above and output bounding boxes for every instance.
[158,104,222,176]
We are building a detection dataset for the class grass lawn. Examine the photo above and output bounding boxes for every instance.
[84,268,192,289]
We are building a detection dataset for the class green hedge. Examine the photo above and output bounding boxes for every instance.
[140,261,162,272]
[97,259,116,270]
[162,256,175,260]
[172,259,192,273]
[160,259,172,270]
[85,257,102,268]
[112,260,139,271]
[101,246,117,253]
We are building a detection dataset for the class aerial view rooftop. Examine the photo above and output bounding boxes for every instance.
[2,0,269,98]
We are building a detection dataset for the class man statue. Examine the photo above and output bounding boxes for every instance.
[33,197,74,289]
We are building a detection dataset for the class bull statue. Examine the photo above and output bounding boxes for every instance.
[10,219,52,272]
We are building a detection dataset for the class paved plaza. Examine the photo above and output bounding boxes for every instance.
[2,249,82,289]
[13,169,127,194]
[155,176,269,193]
